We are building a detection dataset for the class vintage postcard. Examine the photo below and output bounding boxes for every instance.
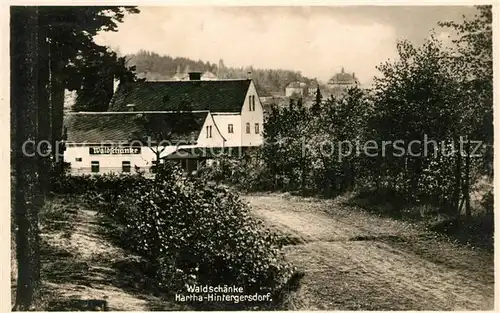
[7,2,495,311]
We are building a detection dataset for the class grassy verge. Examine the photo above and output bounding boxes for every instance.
[346,189,493,251]
[22,195,191,311]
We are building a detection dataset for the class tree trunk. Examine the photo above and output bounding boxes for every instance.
[464,137,471,221]
[453,144,462,216]
[300,157,307,193]
[321,158,332,197]
[11,7,44,310]
[38,13,51,196]
[453,151,462,215]
[50,46,65,166]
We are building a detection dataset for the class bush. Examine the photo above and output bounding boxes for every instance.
[58,163,297,306]
[197,150,276,192]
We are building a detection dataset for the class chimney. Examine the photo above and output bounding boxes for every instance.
[247,71,252,80]
[188,72,202,81]
[126,103,136,112]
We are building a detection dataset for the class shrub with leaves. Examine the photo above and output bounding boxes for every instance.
[197,149,276,192]
[61,163,297,304]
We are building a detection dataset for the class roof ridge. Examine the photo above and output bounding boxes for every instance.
[140,78,251,83]
[110,79,251,113]
[68,110,211,115]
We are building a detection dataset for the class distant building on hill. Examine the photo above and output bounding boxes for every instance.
[201,70,217,80]
[172,65,190,81]
[285,81,307,97]
[326,67,360,97]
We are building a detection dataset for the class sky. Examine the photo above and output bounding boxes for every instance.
[94,5,478,85]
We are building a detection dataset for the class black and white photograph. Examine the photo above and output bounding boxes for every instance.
[8,2,495,311]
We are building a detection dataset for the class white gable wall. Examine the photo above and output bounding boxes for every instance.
[240,80,264,146]
[196,113,226,148]
[212,114,242,147]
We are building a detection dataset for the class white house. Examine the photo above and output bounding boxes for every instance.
[63,74,264,174]
[285,81,307,97]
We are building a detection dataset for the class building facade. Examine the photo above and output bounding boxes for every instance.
[326,67,360,97]
[63,75,264,174]
[285,81,307,97]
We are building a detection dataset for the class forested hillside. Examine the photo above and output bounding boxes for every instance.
[126,50,314,95]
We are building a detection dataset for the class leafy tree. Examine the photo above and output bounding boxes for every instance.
[308,86,371,196]
[72,49,136,112]
[311,86,322,114]
[257,6,492,218]
[369,37,461,205]
[131,97,198,170]
[40,6,140,163]
[439,5,493,218]
[262,106,288,189]
[10,6,139,310]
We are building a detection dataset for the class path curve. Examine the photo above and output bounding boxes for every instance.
[244,194,494,311]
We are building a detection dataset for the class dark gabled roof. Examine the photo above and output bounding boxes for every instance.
[109,79,252,113]
[64,111,208,144]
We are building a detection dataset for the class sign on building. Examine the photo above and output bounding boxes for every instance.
[89,146,141,155]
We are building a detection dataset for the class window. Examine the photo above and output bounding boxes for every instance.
[75,157,82,162]
[208,125,212,138]
[91,161,99,173]
[246,123,250,134]
[255,123,260,134]
[228,124,234,133]
[206,126,209,138]
[249,95,257,111]
[122,161,131,173]
[150,160,158,172]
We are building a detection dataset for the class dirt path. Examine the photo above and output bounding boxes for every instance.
[244,194,495,311]
[39,198,187,311]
